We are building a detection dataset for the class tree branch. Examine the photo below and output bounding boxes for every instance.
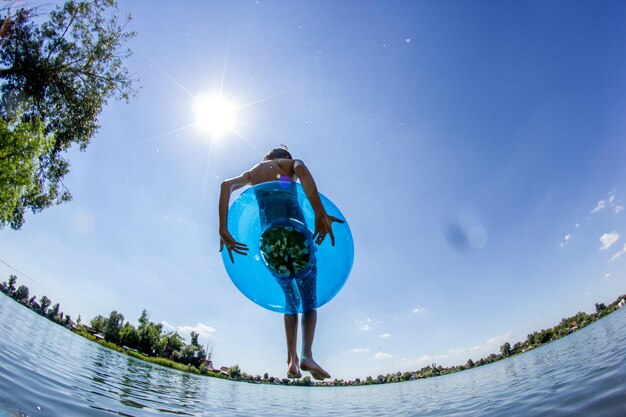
[45,8,78,61]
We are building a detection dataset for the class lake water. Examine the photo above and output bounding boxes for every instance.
[1,295,625,417]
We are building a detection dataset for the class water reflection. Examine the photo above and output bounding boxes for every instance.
[1,296,625,417]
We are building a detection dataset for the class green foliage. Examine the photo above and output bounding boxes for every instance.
[90,314,106,333]
[0,116,51,228]
[178,344,207,368]
[157,331,184,359]
[0,0,136,229]
[500,342,512,357]
[137,310,163,356]
[14,284,29,302]
[190,331,200,347]
[103,310,124,344]
[118,322,139,348]
[38,295,51,315]
[228,364,242,379]
[47,302,61,321]
[7,275,17,294]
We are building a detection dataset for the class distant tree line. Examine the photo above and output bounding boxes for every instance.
[2,274,624,387]
[88,309,210,369]
[180,293,626,387]
[0,274,73,326]
[318,294,625,387]
[1,275,214,375]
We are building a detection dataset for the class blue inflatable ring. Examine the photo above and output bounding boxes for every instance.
[222,181,354,313]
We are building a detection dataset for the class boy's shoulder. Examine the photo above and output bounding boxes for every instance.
[247,159,297,184]
[252,158,298,170]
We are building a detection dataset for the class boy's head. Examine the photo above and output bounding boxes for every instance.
[264,146,292,160]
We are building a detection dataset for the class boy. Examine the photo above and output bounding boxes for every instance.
[218,147,343,380]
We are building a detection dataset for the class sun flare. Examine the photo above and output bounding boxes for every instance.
[193,93,237,137]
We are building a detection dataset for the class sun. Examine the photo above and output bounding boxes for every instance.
[192,93,237,137]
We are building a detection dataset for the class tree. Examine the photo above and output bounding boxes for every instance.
[119,322,139,348]
[7,275,17,295]
[137,310,162,355]
[28,295,38,308]
[14,284,29,302]
[0,115,50,228]
[0,0,136,229]
[178,344,207,368]
[39,295,51,315]
[90,314,107,333]
[500,342,512,358]
[190,331,200,347]
[103,310,124,344]
[48,302,61,321]
[228,364,241,380]
[158,331,184,359]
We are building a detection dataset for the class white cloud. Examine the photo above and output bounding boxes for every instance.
[604,273,611,279]
[161,321,175,331]
[349,348,370,353]
[396,332,514,370]
[599,232,620,251]
[411,307,425,314]
[591,190,621,215]
[404,355,432,366]
[167,322,217,342]
[486,332,512,348]
[356,317,375,331]
[609,243,626,262]
[560,233,572,248]
[374,352,393,360]
[591,200,607,214]
[403,354,449,367]
[378,333,391,338]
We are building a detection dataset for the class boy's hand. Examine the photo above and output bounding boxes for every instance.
[313,214,345,246]
[219,229,249,263]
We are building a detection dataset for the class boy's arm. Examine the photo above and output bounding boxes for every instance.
[219,172,251,262]
[293,160,344,246]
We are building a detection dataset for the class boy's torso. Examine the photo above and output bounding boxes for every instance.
[248,159,296,185]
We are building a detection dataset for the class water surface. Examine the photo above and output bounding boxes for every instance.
[1,296,624,416]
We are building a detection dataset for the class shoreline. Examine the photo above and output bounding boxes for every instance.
[1,276,624,387]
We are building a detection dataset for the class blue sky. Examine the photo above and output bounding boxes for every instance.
[1,0,626,380]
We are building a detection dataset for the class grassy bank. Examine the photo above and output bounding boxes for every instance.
[75,329,228,380]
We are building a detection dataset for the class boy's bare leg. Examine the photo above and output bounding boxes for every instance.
[284,314,302,378]
[300,310,330,380]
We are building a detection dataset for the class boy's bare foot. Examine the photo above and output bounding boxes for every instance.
[300,356,330,380]
[287,357,302,379]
